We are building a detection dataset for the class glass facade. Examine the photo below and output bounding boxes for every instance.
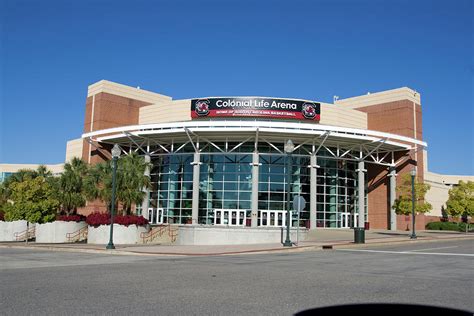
[150,154,194,224]
[199,153,253,224]
[0,172,13,183]
[147,142,367,228]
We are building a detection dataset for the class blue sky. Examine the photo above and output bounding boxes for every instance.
[1,0,472,174]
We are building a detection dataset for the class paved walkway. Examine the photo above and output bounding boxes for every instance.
[1,229,472,256]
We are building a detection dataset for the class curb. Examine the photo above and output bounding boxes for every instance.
[0,235,472,257]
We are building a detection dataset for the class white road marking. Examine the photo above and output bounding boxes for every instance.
[407,246,459,252]
[408,246,460,252]
[337,249,474,257]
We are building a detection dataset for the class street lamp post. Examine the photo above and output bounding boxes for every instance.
[283,139,295,247]
[410,167,417,239]
[106,144,121,250]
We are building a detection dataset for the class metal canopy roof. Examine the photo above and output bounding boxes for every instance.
[82,121,427,167]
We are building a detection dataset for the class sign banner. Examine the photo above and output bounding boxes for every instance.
[191,97,320,121]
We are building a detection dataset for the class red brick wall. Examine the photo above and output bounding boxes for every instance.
[81,92,152,164]
[397,214,429,231]
[356,100,424,229]
[78,92,152,216]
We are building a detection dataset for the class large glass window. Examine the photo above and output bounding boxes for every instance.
[198,153,252,224]
[150,154,194,224]
[146,141,367,228]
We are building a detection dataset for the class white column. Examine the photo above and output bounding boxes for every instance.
[192,152,200,225]
[309,154,317,230]
[251,152,259,228]
[357,161,366,229]
[389,166,397,231]
[141,154,151,219]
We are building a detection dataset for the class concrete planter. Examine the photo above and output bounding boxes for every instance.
[0,220,29,241]
[177,226,308,245]
[36,221,87,243]
[87,224,148,245]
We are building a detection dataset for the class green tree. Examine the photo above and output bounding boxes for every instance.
[58,158,89,215]
[84,162,114,211]
[445,181,474,219]
[1,166,56,201]
[393,173,432,215]
[3,176,60,223]
[84,153,151,215]
[116,152,151,215]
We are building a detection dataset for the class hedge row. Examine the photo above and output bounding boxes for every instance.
[86,212,149,227]
[425,221,473,232]
[57,215,86,222]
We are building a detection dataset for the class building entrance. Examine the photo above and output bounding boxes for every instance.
[258,210,290,228]
[339,212,358,228]
[148,208,164,224]
[214,209,246,226]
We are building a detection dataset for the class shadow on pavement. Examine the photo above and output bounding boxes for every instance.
[295,304,471,315]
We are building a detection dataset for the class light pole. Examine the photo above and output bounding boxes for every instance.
[283,139,295,247]
[106,144,121,250]
[410,167,417,239]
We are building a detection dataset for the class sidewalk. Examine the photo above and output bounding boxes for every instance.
[1,229,472,257]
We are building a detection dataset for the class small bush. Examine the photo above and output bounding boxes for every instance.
[86,213,149,227]
[458,222,474,232]
[57,215,86,222]
[425,221,472,232]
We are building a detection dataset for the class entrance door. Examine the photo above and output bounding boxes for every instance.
[339,212,359,228]
[148,208,164,224]
[214,209,246,226]
[351,213,359,228]
[339,212,350,228]
[259,211,290,228]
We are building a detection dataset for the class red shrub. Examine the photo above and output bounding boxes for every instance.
[57,215,85,222]
[86,213,149,227]
[86,213,110,227]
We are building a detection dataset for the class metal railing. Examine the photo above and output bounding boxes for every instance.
[141,224,179,244]
[66,226,88,243]
[14,225,36,241]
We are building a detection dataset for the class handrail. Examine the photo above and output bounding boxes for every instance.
[168,225,179,243]
[141,225,167,244]
[66,225,88,243]
[141,224,179,244]
[14,225,36,241]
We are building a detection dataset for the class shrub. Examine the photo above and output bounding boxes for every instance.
[114,215,149,226]
[425,221,472,232]
[458,222,474,232]
[56,215,86,222]
[86,213,149,227]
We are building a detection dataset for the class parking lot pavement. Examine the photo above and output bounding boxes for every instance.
[0,239,472,315]
[336,238,474,256]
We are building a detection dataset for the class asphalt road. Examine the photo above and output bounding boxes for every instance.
[0,239,472,315]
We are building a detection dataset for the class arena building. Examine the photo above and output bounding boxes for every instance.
[75,80,430,232]
[3,80,472,241]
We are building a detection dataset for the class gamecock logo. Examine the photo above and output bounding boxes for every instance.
[302,102,317,119]
[195,99,210,116]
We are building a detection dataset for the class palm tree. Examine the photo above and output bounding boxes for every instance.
[116,152,151,215]
[37,165,53,178]
[84,161,113,211]
[84,153,151,215]
[59,158,89,215]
